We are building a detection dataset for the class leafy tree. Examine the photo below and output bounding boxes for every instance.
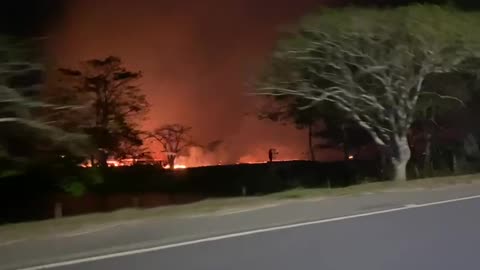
[410,71,473,176]
[150,124,193,169]
[0,36,86,176]
[258,5,479,181]
[404,56,480,176]
[58,56,149,167]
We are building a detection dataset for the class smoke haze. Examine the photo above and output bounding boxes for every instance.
[47,0,341,165]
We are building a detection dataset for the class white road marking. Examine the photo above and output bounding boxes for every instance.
[18,194,480,270]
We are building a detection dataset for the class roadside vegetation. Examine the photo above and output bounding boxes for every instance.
[1,173,479,242]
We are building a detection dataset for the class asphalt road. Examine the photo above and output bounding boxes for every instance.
[34,196,480,270]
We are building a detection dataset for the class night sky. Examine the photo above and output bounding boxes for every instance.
[0,0,65,36]
[3,0,479,165]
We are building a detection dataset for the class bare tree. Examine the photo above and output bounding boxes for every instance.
[258,6,477,181]
[150,124,193,169]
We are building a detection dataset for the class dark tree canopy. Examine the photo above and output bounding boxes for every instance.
[58,56,149,166]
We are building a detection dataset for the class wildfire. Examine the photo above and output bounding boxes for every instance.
[236,161,268,165]
[80,158,165,168]
[107,160,120,167]
[78,150,297,169]
[163,164,187,170]
[79,157,305,169]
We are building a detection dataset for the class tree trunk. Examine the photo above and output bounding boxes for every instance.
[413,163,420,179]
[391,135,411,182]
[167,155,175,170]
[423,105,435,177]
[308,123,316,161]
[377,146,387,180]
[423,133,433,177]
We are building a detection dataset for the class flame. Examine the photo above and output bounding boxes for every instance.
[79,157,303,169]
[107,160,120,167]
[77,144,303,169]
[163,164,187,170]
[80,158,162,168]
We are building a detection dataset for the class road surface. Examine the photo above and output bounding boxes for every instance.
[17,195,480,270]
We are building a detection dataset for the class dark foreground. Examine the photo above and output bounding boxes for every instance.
[32,196,480,270]
[1,161,376,223]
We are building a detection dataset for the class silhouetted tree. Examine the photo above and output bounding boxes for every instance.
[58,56,149,167]
[150,124,193,169]
[409,71,472,176]
[260,96,320,161]
[260,96,373,162]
